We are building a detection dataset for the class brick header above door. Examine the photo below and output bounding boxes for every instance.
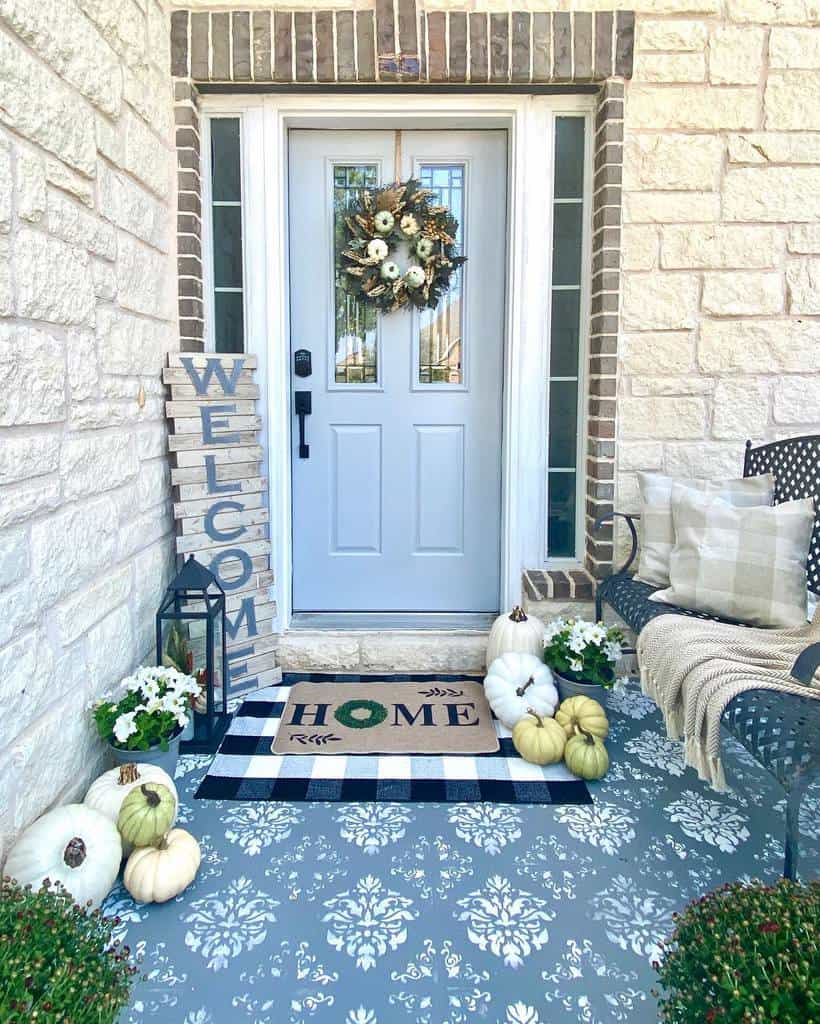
[170,6,634,85]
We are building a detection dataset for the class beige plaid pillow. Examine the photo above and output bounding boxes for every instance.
[650,487,815,628]
[635,472,775,588]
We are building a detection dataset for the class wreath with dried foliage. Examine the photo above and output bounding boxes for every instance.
[337,178,466,313]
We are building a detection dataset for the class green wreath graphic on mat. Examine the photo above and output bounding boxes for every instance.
[334,699,388,730]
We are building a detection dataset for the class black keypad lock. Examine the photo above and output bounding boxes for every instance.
[294,349,312,378]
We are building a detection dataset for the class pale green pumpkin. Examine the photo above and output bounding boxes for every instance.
[564,728,610,780]
[512,710,566,766]
[555,695,609,741]
[117,783,176,849]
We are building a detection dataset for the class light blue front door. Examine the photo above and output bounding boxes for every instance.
[289,129,506,613]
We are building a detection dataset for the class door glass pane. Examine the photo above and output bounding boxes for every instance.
[209,116,244,353]
[214,291,244,354]
[547,471,576,558]
[418,164,465,385]
[212,205,243,288]
[548,380,578,469]
[554,117,585,200]
[334,165,378,384]
[551,203,583,286]
[550,291,581,377]
[211,119,242,202]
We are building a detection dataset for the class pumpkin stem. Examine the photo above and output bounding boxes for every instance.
[509,606,528,623]
[64,837,87,869]
[525,707,544,727]
[576,726,596,744]
[515,676,535,698]
[156,832,170,851]
[141,783,161,807]
[118,764,140,786]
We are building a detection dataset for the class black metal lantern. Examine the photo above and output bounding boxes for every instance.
[156,555,229,752]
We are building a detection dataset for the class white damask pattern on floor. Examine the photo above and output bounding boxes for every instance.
[107,681,819,1024]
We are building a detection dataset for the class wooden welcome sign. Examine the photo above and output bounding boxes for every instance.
[163,353,278,700]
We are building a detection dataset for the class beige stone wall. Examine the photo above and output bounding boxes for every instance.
[0,1,177,862]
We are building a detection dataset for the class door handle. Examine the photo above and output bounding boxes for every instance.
[294,390,311,459]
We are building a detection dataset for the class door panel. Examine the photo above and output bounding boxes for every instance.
[289,129,506,612]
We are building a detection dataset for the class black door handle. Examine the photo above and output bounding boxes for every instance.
[294,390,311,459]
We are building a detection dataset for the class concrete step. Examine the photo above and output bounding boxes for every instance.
[275,629,489,673]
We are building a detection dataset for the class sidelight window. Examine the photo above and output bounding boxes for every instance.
[208,117,245,354]
[547,116,587,560]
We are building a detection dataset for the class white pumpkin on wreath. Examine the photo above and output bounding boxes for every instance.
[483,652,558,730]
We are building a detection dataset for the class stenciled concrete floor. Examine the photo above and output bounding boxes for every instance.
[107,680,819,1024]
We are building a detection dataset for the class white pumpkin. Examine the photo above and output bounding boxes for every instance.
[483,652,558,729]
[4,804,121,909]
[124,829,201,904]
[84,763,179,856]
[486,606,545,666]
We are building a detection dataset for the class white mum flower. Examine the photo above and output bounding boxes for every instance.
[366,238,388,261]
[604,640,623,662]
[113,711,138,743]
[569,658,583,673]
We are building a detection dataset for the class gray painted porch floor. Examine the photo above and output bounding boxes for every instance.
[109,680,819,1024]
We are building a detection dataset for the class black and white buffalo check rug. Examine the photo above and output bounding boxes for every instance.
[195,672,592,805]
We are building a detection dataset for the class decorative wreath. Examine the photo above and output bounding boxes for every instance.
[338,178,466,314]
[333,699,388,730]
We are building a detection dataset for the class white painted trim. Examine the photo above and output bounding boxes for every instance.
[201,92,596,632]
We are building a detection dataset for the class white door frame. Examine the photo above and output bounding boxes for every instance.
[200,92,596,634]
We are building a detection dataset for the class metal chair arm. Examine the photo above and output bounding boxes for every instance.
[593,511,641,576]
[791,641,820,685]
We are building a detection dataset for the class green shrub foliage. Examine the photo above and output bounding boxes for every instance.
[655,879,819,1024]
[0,879,136,1023]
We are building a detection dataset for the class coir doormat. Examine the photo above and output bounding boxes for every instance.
[196,673,592,806]
[271,680,499,755]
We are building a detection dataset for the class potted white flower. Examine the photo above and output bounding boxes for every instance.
[91,667,200,776]
[543,617,625,701]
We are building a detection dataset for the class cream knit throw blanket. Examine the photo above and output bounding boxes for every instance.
[637,607,820,791]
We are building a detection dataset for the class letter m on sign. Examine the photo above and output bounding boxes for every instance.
[180,356,246,396]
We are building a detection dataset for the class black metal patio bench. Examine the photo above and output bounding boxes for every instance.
[594,435,820,880]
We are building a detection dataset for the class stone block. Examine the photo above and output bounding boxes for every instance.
[136,459,170,511]
[75,0,144,67]
[0,323,66,425]
[664,442,746,479]
[698,319,820,374]
[54,563,132,647]
[765,71,820,129]
[727,132,820,165]
[626,85,758,132]
[702,271,783,316]
[45,157,94,207]
[60,432,139,501]
[632,376,714,397]
[0,237,10,315]
[624,192,720,224]
[116,233,174,318]
[624,133,721,191]
[0,0,122,116]
[661,225,782,269]
[621,273,700,330]
[0,137,10,231]
[621,331,695,374]
[16,146,46,223]
[788,224,820,254]
[276,633,360,671]
[618,441,664,472]
[770,27,820,68]
[91,259,117,300]
[620,396,706,439]
[710,26,765,84]
[96,108,171,200]
[622,225,659,270]
[0,580,40,649]
[30,496,119,608]
[0,477,61,529]
[712,379,770,439]
[773,377,820,425]
[15,229,95,325]
[635,52,705,82]
[87,603,134,690]
[0,34,95,175]
[637,20,707,51]
[723,167,820,223]
[0,631,50,750]
[0,434,60,485]
[98,162,168,252]
[96,308,167,376]
[787,258,820,314]
[360,633,488,673]
[47,189,116,260]
[123,63,174,140]
[0,527,28,587]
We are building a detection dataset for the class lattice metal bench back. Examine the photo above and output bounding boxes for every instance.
[743,433,820,595]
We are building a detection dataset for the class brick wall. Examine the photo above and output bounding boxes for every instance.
[0,1,177,862]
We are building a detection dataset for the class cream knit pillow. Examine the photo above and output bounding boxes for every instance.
[635,472,775,588]
[650,487,815,628]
